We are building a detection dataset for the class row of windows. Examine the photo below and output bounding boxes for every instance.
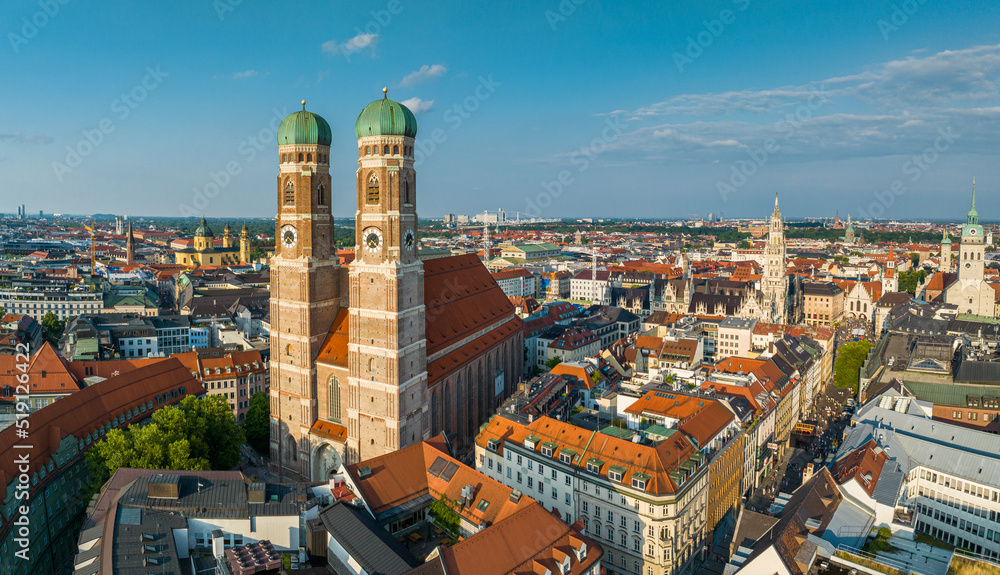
[950,410,1000,422]
[917,470,1000,503]
[280,152,327,164]
[361,144,411,157]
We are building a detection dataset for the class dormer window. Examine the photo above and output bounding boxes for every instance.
[486,438,500,452]
[540,441,558,458]
[608,465,627,484]
[586,458,604,474]
[631,472,651,491]
[524,435,540,451]
[558,447,577,465]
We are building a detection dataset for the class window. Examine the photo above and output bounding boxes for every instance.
[517,472,522,484]
[317,183,326,205]
[367,174,380,204]
[327,376,341,423]
[283,180,295,205]
[393,145,399,155]
[403,178,410,204]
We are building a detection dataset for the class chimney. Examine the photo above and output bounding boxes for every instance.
[211,529,225,558]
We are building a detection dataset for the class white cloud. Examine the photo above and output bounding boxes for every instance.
[400,97,434,115]
[0,131,53,145]
[232,70,257,79]
[400,64,448,87]
[583,43,1000,167]
[321,33,379,57]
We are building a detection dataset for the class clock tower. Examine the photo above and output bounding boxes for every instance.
[270,101,341,477]
[346,88,428,464]
[959,179,985,282]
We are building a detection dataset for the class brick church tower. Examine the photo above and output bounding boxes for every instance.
[345,88,429,464]
[269,101,341,477]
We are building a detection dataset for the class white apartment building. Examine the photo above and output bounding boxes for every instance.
[477,414,710,575]
[717,317,757,361]
[570,270,612,304]
[491,268,537,299]
[0,288,103,321]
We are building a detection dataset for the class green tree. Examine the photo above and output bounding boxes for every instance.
[833,255,849,265]
[544,355,563,370]
[243,392,270,454]
[86,395,245,495]
[41,312,66,345]
[910,252,920,266]
[834,340,873,394]
[736,240,752,249]
[897,269,927,295]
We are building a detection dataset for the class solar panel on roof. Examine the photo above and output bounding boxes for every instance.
[440,461,459,482]
[428,457,448,477]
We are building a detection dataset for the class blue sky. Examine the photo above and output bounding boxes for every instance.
[2,0,1000,220]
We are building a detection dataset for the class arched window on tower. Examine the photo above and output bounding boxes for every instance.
[365,146,371,155]
[288,436,297,462]
[298,153,303,162]
[307,153,312,163]
[367,174,380,205]
[317,183,326,206]
[284,180,295,205]
[393,145,399,155]
[384,145,390,155]
[327,376,341,423]
[403,179,410,205]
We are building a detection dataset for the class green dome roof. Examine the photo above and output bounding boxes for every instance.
[355,89,417,139]
[277,102,332,146]
[195,217,214,238]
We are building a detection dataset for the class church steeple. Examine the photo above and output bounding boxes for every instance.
[968,178,979,225]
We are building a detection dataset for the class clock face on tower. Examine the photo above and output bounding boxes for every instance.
[404,229,415,250]
[966,262,972,269]
[364,227,383,252]
[281,225,297,249]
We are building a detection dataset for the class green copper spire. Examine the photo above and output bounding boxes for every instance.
[968,178,979,225]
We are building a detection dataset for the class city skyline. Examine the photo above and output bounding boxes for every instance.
[3,1,1000,219]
